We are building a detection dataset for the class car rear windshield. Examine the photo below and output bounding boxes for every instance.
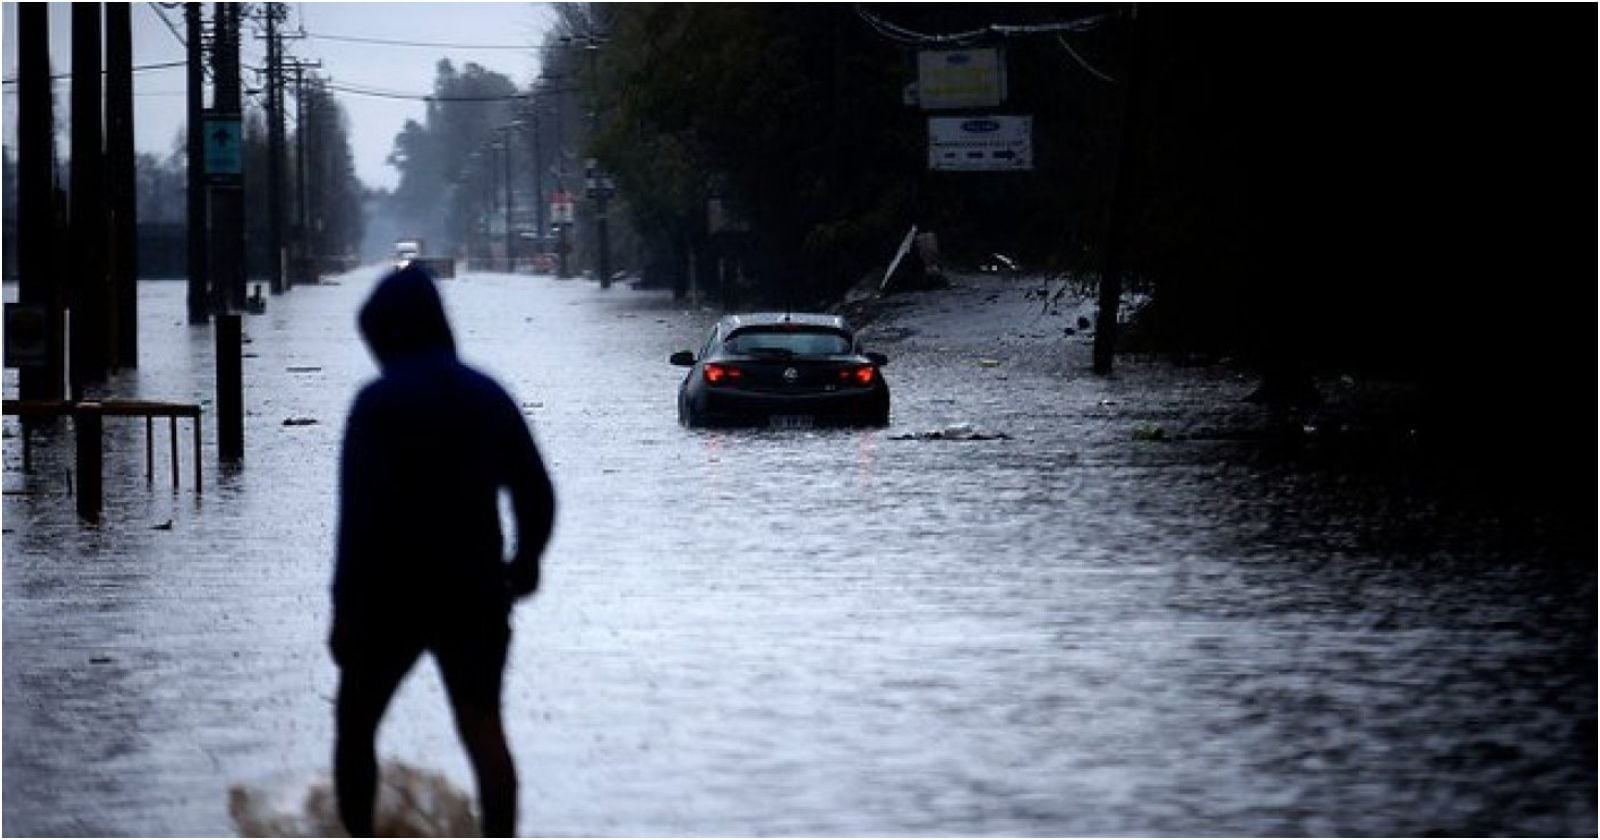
[725,328,851,357]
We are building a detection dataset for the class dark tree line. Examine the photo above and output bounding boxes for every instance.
[4,80,366,284]
[263,77,366,276]
[380,60,520,259]
[578,3,1593,460]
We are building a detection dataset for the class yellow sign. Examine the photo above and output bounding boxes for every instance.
[918,48,1006,110]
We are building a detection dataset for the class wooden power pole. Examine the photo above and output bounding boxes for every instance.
[107,2,138,368]
[209,3,246,460]
[186,3,209,324]
[1093,5,1143,376]
[69,2,109,393]
[17,3,64,402]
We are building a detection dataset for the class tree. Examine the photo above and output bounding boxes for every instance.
[293,78,367,271]
[134,150,186,225]
[383,60,519,257]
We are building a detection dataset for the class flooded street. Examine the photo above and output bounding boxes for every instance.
[3,270,1593,836]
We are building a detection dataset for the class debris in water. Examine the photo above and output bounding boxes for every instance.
[282,417,318,427]
[891,423,1010,441]
[229,760,477,838]
[152,520,174,531]
[1132,423,1168,442]
[286,366,323,374]
[976,358,1002,368]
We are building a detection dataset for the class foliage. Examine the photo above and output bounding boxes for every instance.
[298,80,367,268]
[592,4,924,304]
[383,60,520,256]
[134,150,186,225]
[587,4,1135,305]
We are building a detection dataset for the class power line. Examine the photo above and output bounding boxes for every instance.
[1056,34,1116,84]
[146,3,216,86]
[322,80,576,103]
[146,3,187,48]
[303,30,538,51]
[1,60,188,86]
[855,5,1110,47]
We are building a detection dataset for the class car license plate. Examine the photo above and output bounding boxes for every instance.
[769,414,814,430]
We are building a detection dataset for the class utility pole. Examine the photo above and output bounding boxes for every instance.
[1094,4,1142,376]
[69,2,109,394]
[585,39,611,289]
[185,3,208,324]
[209,2,246,461]
[524,110,545,264]
[107,2,137,368]
[499,126,514,271]
[481,148,494,267]
[293,63,308,285]
[304,73,325,279]
[548,69,571,280]
[17,2,64,402]
[285,60,321,285]
[260,4,288,294]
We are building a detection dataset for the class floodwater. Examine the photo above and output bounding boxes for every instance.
[3,270,1593,836]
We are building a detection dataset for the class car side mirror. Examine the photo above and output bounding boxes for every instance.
[669,350,696,367]
[865,351,889,367]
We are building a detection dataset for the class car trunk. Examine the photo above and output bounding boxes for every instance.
[729,356,864,393]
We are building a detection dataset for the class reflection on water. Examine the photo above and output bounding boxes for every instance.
[3,274,1593,836]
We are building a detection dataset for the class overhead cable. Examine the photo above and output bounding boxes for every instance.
[303,31,538,51]
[1056,34,1116,83]
[855,5,1109,47]
[1,60,189,86]
[146,3,188,48]
[323,80,576,103]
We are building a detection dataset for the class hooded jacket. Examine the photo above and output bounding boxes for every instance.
[333,265,555,639]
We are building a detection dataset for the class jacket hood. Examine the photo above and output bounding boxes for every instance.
[358,264,457,367]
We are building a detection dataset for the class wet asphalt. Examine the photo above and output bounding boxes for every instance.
[2,269,1593,836]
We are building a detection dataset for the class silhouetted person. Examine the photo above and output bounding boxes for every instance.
[331,265,555,837]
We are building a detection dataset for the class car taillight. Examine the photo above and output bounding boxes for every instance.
[838,365,875,386]
[704,363,741,385]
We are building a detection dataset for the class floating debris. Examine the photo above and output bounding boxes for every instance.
[891,423,1010,441]
[282,417,318,427]
[151,520,174,531]
[285,366,323,374]
[976,358,1002,368]
[1132,423,1168,442]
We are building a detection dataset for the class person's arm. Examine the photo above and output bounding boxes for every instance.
[503,399,555,600]
[331,393,379,662]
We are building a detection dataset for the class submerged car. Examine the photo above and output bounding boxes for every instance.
[670,313,890,428]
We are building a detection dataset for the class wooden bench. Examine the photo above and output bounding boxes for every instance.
[4,399,203,519]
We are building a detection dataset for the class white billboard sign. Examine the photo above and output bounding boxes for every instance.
[917,48,1006,110]
[928,116,1033,171]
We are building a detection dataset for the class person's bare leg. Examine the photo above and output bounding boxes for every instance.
[453,704,517,837]
[335,661,410,837]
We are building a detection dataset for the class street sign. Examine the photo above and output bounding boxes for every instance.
[928,115,1033,171]
[917,48,1006,110]
[203,111,243,181]
[550,189,575,224]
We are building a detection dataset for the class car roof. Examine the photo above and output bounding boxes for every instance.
[718,312,851,332]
